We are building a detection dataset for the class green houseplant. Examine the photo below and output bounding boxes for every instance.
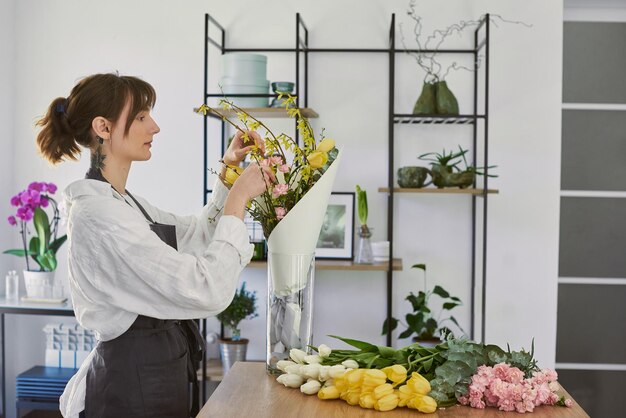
[354,185,373,264]
[216,282,258,373]
[382,264,465,345]
[418,146,497,189]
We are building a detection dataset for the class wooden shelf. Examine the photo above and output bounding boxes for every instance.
[379,187,499,195]
[209,107,319,119]
[248,258,403,271]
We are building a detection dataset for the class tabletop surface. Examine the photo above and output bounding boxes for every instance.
[198,362,590,418]
[0,296,73,313]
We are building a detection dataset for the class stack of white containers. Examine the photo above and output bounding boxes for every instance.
[220,53,269,108]
[43,323,96,369]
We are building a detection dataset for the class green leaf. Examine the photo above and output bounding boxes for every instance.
[49,235,67,254]
[355,185,368,226]
[432,285,450,299]
[33,207,50,255]
[423,357,434,372]
[36,254,52,271]
[411,264,426,271]
[329,335,377,352]
[442,302,459,310]
[2,249,35,257]
[398,329,414,339]
[381,317,398,335]
[377,345,397,358]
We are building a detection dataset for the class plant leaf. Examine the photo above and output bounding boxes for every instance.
[33,207,50,255]
[329,335,377,352]
[398,329,414,339]
[442,302,459,310]
[432,285,450,298]
[49,235,67,254]
[3,249,35,257]
[381,317,399,335]
[411,263,426,271]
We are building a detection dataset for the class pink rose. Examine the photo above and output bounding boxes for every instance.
[275,207,287,220]
[269,156,283,166]
[260,159,270,167]
[278,164,290,173]
[564,399,573,408]
[272,184,289,199]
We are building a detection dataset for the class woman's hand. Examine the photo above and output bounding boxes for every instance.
[223,130,265,166]
[223,163,276,219]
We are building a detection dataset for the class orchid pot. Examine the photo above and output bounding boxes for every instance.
[23,270,55,299]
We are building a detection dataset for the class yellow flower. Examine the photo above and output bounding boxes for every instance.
[407,372,431,395]
[397,385,412,407]
[373,383,394,400]
[382,365,408,386]
[343,389,361,406]
[346,369,365,390]
[317,138,335,153]
[407,394,438,413]
[224,164,242,185]
[359,392,376,409]
[318,385,340,400]
[362,369,387,391]
[334,374,348,392]
[307,150,328,169]
[375,393,399,412]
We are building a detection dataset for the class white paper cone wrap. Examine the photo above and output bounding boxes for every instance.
[267,149,342,295]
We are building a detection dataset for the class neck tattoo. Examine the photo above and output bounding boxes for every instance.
[91,146,106,171]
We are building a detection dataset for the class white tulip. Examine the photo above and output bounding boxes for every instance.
[276,373,304,388]
[284,364,304,376]
[324,378,334,387]
[341,359,359,369]
[328,364,347,378]
[304,354,322,364]
[318,365,331,382]
[300,379,322,395]
[277,360,296,372]
[318,344,332,358]
[290,348,307,364]
[302,363,321,380]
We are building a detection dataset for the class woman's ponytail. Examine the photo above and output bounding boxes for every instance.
[36,97,81,164]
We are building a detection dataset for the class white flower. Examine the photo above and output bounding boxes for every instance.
[276,373,304,388]
[277,360,296,372]
[328,364,347,378]
[318,344,332,358]
[304,354,322,364]
[290,348,307,364]
[341,359,359,369]
[300,379,322,395]
[324,378,334,387]
[301,364,321,380]
[284,364,304,377]
[318,365,331,382]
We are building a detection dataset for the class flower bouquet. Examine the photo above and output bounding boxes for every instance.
[273,335,573,414]
[196,95,341,373]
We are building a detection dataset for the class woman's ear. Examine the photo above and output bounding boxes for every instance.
[92,117,112,140]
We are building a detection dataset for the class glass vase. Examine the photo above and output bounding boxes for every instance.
[266,252,315,374]
[355,226,374,264]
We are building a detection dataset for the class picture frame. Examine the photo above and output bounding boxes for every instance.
[315,192,355,260]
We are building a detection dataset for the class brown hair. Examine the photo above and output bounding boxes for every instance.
[36,73,157,164]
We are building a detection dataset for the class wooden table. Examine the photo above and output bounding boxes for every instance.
[198,363,589,418]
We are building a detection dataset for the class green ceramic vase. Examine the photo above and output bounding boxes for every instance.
[413,82,437,114]
[435,81,459,115]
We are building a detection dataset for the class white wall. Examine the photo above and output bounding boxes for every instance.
[4,0,562,416]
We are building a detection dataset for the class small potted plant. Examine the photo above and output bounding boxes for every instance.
[354,185,373,264]
[418,146,497,189]
[382,264,465,346]
[3,181,67,299]
[216,282,258,373]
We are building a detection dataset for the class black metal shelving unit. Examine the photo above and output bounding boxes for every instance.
[199,12,492,402]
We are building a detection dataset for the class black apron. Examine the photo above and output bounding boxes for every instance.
[83,169,204,418]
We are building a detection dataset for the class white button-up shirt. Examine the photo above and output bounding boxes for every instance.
[59,178,252,418]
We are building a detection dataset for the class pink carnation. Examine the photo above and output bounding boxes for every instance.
[272,183,289,198]
[275,207,287,220]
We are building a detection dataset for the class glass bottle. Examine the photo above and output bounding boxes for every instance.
[6,270,19,301]
[355,225,374,264]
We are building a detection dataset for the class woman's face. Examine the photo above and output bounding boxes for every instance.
[110,100,160,162]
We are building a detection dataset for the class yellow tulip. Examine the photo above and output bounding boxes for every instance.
[359,392,376,409]
[334,375,348,392]
[318,385,340,400]
[407,372,431,395]
[375,393,399,412]
[224,164,243,185]
[397,385,412,407]
[407,394,437,413]
[344,389,361,406]
[382,365,408,386]
[362,369,387,391]
[307,151,328,169]
[346,369,365,389]
[317,138,335,153]
[373,383,394,400]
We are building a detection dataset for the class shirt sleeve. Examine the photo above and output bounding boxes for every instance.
[72,195,253,320]
[132,178,232,256]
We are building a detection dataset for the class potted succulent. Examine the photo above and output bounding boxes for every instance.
[382,264,465,346]
[3,181,67,299]
[216,282,258,373]
[418,146,497,189]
